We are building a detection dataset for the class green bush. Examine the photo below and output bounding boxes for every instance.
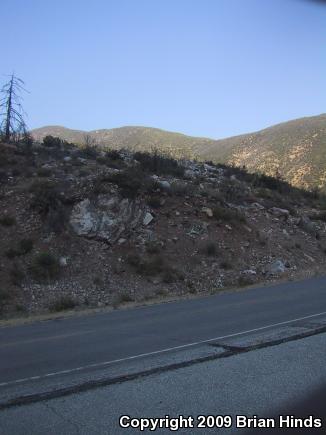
[109,167,151,198]
[5,248,19,259]
[146,242,161,255]
[78,145,98,160]
[202,242,218,257]
[134,151,184,177]
[212,206,246,224]
[29,181,66,231]
[29,180,61,213]
[0,288,13,312]
[43,135,62,148]
[238,275,254,287]
[6,239,34,258]
[220,260,232,270]
[106,150,122,161]
[0,215,16,226]
[37,167,52,177]
[19,239,34,254]
[119,293,134,303]
[31,252,60,281]
[147,196,162,209]
[10,265,25,286]
[50,296,77,312]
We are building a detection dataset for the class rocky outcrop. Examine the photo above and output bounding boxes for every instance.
[70,194,144,243]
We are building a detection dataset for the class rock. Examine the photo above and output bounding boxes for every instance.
[298,216,318,235]
[267,260,286,275]
[63,156,72,162]
[70,195,143,243]
[203,163,216,172]
[158,180,171,191]
[303,253,315,263]
[59,257,68,267]
[184,169,196,179]
[143,212,154,226]
[251,202,265,210]
[270,207,290,218]
[202,207,213,217]
[282,229,290,238]
[242,269,257,275]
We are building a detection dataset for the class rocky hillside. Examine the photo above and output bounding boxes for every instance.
[203,114,326,192]
[32,114,326,192]
[1,137,326,320]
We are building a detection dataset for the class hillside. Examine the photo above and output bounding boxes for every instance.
[204,114,326,192]
[32,114,326,192]
[0,140,326,319]
[32,125,215,161]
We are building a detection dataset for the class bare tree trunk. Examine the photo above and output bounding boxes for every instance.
[4,76,14,141]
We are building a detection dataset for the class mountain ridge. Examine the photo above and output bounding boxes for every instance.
[32,113,326,191]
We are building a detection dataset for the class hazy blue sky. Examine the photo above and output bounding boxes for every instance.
[1,0,325,138]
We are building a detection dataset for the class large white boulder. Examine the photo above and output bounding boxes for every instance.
[70,195,143,243]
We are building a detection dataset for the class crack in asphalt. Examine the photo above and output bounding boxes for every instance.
[1,325,326,411]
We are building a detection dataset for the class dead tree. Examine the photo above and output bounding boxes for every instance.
[0,74,27,142]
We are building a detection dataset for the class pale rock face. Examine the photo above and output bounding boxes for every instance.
[158,180,171,190]
[143,212,154,226]
[202,207,213,217]
[267,260,286,275]
[70,195,143,243]
[270,207,290,218]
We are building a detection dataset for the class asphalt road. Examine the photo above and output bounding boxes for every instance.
[1,275,326,386]
[1,333,326,434]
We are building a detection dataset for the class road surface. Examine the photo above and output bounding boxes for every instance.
[0,275,326,387]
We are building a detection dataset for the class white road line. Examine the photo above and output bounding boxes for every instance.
[1,310,326,388]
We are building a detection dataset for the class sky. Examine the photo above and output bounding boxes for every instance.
[1,0,325,138]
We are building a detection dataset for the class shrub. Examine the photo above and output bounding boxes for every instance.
[137,256,165,276]
[10,265,25,286]
[50,296,77,312]
[212,206,246,224]
[43,135,62,148]
[5,239,33,259]
[93,277,103,286]
[202,242,218,257]
[253,173,291,194]
[0,215,16,227]
[146,242,161,255]
[37,167,52,177]
[147,196,162,209]
[19,239,34,254]
[31,252,60,281]
[106,149,122,161]
[79,145,98,160]
[162,267,182,284]
[238,275,254,287]
[310,211,326,222]
[5,248,19,259]
[119,293,134,303]
[134,151,184,177]
[0,288,13,312]
[110,167,150,198]
[170,181,191,197]
[126,253,142,267]
[220,260,232,270]
[29,180,63,220]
